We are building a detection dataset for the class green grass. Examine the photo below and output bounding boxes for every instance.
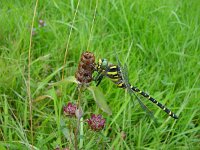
[0,0,200,149]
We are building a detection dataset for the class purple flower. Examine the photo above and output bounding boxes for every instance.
[87,114,106,131]
[63,102,77,117]
[39,19,46,27]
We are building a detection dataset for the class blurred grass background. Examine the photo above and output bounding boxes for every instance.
[0,0,200,149]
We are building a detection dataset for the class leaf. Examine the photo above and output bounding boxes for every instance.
[33,95,53,103]
[87,86,112,115]
[60,119,71,140]
[0,145,6,150]
[50,76,79,86]
[64,76,79,84]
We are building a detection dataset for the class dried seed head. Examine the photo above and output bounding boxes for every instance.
[87,114,106,131]
[75,52,95,84]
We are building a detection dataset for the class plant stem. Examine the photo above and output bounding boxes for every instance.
[74,127,78,150]
[79,117,84,149]
[74,85,82,150]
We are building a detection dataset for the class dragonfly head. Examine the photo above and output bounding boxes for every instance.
[98,58,108,70]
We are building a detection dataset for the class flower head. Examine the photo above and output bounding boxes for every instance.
[75,52,95,84]
[63,102,77,117]
[87,114,106,131]
[39,19,47,27]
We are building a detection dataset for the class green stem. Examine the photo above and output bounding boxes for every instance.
[79,117,84,149]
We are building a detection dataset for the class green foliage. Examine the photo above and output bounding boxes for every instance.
[88,86,112,115]
[0,0,200,149]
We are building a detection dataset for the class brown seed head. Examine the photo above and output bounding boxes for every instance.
[75,52,95,84]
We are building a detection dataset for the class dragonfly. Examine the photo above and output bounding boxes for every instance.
[94,53,178,120]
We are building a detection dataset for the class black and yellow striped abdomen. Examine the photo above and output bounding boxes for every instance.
[106,65,126,88]
[130,85,178,119]
[105,64,178,119]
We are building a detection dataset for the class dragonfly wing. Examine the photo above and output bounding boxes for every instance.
[114,49,157,123]
[132,92,157,124]
[122,63,130,86]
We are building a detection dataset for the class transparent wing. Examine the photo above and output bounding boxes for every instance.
[131,92,157,124]
[122,63,131,89]
[114,49,157,123]
[114,49,131,89]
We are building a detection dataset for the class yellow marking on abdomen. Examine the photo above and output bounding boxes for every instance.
[111,78,119,82]
[110,66,117,69]
[169,111,172,115]
[107,71,118,75]
[117,83,123,87]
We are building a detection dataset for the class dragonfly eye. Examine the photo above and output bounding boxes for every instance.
[101,58,108,69]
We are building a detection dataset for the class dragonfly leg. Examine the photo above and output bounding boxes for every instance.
[93,72,104,86]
